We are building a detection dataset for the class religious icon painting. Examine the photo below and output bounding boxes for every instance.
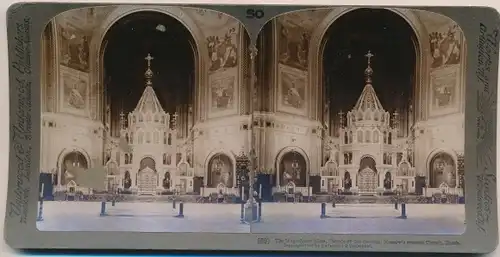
[4,2,500,254]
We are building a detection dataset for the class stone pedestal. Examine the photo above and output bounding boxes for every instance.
[244,202,258,223]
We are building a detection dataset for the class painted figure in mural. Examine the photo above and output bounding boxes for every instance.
[207,28,238,72]
[297,32,310,67]
[431,154,456,188]
[343,172,352,190]
[282,169,293,185]
[62,153,88,185]
[62,160,76,185]
[77,36,89,67]
[220,169,231,187]
[284,78,303,109]
[213,83,233,109]
[279,23,310,70]
[67,79,86,109]
[434,86,453,107]
[429,25,461,68]
[60,27,90,72]
[443,161,456,187]
[279,26,290,62]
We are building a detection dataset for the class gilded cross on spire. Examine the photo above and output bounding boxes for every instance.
[145,53,154,68]
[144,53,154,86]
[364,50,374,83]
[365,50,374,65]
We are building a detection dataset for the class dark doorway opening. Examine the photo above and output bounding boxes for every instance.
[322,8,417,138]
[103,11,196,136]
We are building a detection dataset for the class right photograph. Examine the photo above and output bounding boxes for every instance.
[249,7,465,235]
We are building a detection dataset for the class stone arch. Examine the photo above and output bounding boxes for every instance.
[206,152,235,188]
[358,155,379,193]
[322,159,339,176]
[105,160,119,175]
[359,154,377,171]
[308,7,430,121]
[56,147,91,170]
[56,147,91,186]
[139,156,157,171]
[275,146,310,187]
[426,149,457,188]
[67,180,77,193]
[89,5,208,122]
[398,161,412,176]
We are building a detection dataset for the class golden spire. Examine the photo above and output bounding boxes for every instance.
[364,50,374,84]
[144,53,154,87]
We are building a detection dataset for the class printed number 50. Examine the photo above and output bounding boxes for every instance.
[246,9,265,19]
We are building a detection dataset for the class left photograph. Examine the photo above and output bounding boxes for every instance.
[38,5,255,233]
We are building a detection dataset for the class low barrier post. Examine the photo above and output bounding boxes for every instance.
[320,202,327,219]
[400,203,407,219]
[37,184,44,221]
[175,201,184,218]
[257,200,262,222]
[394,201,398,210]
[240,202,245,224]
[36,197,44,222]
[100,201,107,216]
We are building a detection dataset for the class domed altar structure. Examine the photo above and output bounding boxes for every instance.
[320,51,417,195]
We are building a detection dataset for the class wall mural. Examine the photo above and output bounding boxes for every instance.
[276,9,330,71]
[207,27,239,72]
[210,73,236,113]
[58,24,90,73]
[59,66,89,116]
[185,8,240,73]
[429,152,456,188]
[278,65,307,115]
[278,22,310,70]
[430,66,459,114]
[429,24,462,69]
[279,151,307,187]
[207,154,234,188]
[414,10,465,117]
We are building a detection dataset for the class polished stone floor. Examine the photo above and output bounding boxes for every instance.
[36,202,465,235]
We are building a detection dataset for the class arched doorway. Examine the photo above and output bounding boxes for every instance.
[106,161,119,192]
[162,171,171,189]
[429,152,456,188]
[140,157,156,170]
[278,151,307,187]
[321,9,417,139]
[343,171,352,190]
[207,154,234,188]
[102,11,196,138]
[138,157,157,195]
[61,151,88,186]
[124,170,132,189]
[383,171,392,189]
[357,156,378,194]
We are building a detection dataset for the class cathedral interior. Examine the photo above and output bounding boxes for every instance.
[40,6,466,198]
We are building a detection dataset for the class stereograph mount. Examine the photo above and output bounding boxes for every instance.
[4,2,500,254]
